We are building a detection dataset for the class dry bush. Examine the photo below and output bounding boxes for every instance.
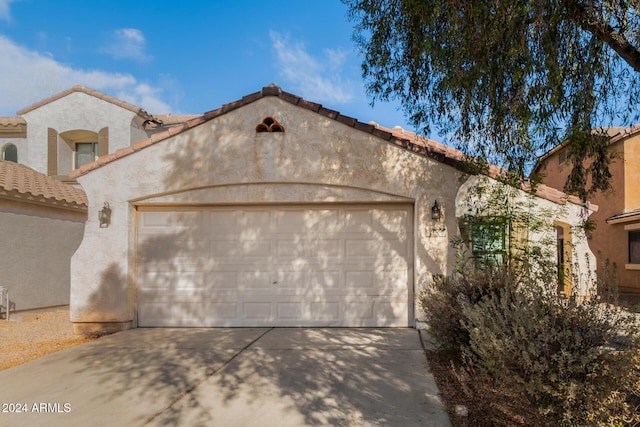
[419,269,518,356]
[459,275,640,426]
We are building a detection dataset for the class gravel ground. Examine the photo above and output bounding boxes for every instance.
[0,310,95,371]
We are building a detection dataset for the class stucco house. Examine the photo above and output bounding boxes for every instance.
[534,127,640,301]
[0,85,199,180]
[0,86,199,314]
[66,85,597,334]
[0,160,87,314]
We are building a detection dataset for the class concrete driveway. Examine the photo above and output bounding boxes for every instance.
[0,328,451,426]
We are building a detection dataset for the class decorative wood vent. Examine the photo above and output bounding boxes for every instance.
[256,116,284,133]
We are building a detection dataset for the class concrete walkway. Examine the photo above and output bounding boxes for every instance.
[0,328,451,426]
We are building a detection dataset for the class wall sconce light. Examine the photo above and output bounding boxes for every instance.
[431,200,442,220]
[99,202,112,228]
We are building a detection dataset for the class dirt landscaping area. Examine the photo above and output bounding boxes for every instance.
[0,309,95,371]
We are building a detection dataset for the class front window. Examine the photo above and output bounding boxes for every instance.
[76,142,98,168]
[629,231,640,264]
[470,217,507,269]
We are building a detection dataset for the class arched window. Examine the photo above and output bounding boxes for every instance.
[2,143,17,163]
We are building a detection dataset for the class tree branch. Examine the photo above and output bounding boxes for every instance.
[570,3,640,73]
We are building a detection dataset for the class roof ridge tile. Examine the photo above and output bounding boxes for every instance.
[66,85,591,209]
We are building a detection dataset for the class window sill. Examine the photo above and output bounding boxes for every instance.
[625,264,640,270]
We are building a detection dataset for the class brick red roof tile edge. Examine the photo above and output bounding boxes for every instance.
[0,160,88,208]
[68,85,593,210]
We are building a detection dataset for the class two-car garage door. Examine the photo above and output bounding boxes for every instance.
[136,205,413,327]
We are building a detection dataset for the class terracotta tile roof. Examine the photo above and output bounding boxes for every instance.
[152,114,202,126]
[69,85,591,209]
[0,117,27,127]
[533,125,640,174]
[0,160,87,209]
[0,116,27,136]
[16,85,155,121]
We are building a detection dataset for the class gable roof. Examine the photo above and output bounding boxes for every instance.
[532,125,640,175]
[16,85,156,122]
[68,85,589,209]
[0,160,87,210]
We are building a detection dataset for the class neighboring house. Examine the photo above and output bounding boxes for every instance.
[0,160,87,313]
[0,85,199,181]
[534,127,640,301]
[0,86,198,313]
[67,85,597,334]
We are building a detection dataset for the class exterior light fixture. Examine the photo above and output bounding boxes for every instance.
[99,202,112,228]
[431,200,442,220]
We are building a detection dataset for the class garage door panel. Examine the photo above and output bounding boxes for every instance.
[308,271,341,289]
[242,302,272,320]
[206,271,238,289]
[238,210,272,229]
[210,240,239,257]
[137,205,412,327]
[345,271,375,290]
[238,271,272,289]
[276,301,341,321]
[274,209,340,232]
[139,302,241,327]
[344,301,375,320]
[307,239,341,258]
[275,240,302,257]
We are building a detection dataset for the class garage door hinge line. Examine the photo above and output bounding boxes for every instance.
[140,328,274,426]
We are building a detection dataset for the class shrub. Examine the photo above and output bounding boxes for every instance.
[461,279,640,426]
[419,269,518,356]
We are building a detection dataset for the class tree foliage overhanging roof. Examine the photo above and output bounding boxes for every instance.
[344,0,640,200]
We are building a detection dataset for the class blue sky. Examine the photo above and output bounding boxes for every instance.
[0,0,415,132]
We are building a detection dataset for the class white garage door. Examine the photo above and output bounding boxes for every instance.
[136,205,413,327]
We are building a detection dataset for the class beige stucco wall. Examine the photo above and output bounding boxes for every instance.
[20,92,140,175]
[624,134,640,211]
[456,176,596,297]
[71,96,596,330]
[1,137,27,164]
[0,198,86,312]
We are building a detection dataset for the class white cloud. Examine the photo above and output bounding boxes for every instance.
[269,31,354,104]
[0,0,15,21]
[116,83,170,114]
[102,28,151,62]
[0,35,171,115]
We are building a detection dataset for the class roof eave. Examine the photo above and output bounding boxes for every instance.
[69,85,589,209]
[0,188,88,212]
[606,211,640,224]
[16,85,150,120]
